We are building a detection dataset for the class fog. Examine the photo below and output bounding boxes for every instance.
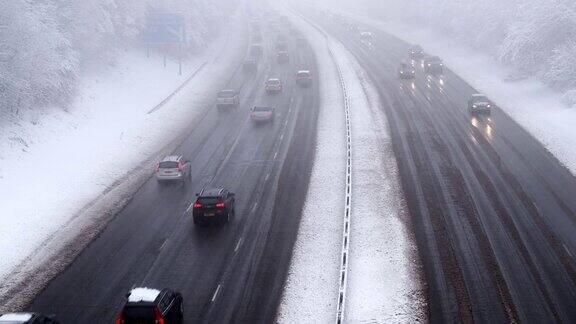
[299,0,576,107]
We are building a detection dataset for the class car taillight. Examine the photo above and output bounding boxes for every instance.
[154,307,165,324]
[216,202,226,209]
[193,202,202,209]
[177,163,183,172]
[155,163,160,172]
[115,313,124,324]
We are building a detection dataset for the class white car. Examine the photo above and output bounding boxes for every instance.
[156,155,191,183]
[296,70,312,86]
[265,78,283,93]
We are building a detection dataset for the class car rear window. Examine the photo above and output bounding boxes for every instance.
[218,90,236,98]
[267,80,280,84]
[298,72,310,77]
[198,197,220,204]
[159,161,178,169]
[124,306,155,322]
[253,107,271,112]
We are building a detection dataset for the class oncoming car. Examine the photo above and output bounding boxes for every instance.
[398,62,416,79]
[115,287,183,324]
[424,56,443,74]
[409,45,424,60]
[468,94,493,115]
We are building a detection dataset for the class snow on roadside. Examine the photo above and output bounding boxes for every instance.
[0,12,246,307]
[332,10,576,176]
[330,42,426,322]
[276,6,346,323]
[277,4,425,322]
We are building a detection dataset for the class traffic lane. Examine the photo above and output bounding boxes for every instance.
[28,26,316,320]
[203,47,318,324]
[323,15,576,322]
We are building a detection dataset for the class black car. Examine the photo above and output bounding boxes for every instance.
[116,287,183,324]
[0,313,59,324]
[276,51,289,64]
[192,188,235,226]
[409,45,424,60]
[424,56,443,74]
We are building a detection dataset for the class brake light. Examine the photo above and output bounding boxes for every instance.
[193,201,202,209]
[177,163,183,172]
[115,313,124,324]
[155,163,160,172]
[154,307,165,324]
[216,202,226,209]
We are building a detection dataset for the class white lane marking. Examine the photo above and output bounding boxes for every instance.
[564,243,573,258]
[280,133,285,140]
[251,202,259,213]
[211,284,222,302]
[265,173,271,181]
[159,239,168,251]
[186,202,194,212]
[234,238,244,252]
[274,152,278,160]
[284,119,289,126]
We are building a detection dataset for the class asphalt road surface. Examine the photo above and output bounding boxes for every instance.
[308,9,576,324]
[29,15,319,324]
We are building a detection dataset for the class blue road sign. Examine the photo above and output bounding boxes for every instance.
[143,11,185,44]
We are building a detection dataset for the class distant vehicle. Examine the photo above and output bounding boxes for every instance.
[250,106,275,123]
[156,155,191,183]
[265,78,283,93]
[296,70,312,86]
[276,51,290,64]
[276,40,288,51]
[192,188,235,225]
[115,287,183,324]
[398,62,416,79]
[296,37,307,48]
[424,56,443,74]
[216,89,239,108]
[252,34,263,43]
[468,94,493,115]
[250,44,263,59]
[360,31,373,41]
[0,313,59,324]
[409,45,424,59]
[243,59,257,72]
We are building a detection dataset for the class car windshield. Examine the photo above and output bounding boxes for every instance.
[298,72,310,77]
[267,80,280,84]
[124,306,155,323]
[473,96,489,102]
[218,90,235,98]
[159,161,178,169]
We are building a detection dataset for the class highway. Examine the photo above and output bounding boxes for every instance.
[309,9,576,324]
[28,15,319,324]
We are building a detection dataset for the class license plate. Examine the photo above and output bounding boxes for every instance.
[205,213,215,217]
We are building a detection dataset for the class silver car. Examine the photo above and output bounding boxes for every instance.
[468,94,493,115]
[156,155,191,183]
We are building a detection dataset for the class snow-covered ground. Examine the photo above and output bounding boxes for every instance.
[331,10,576,176]
[277,3,425,322]
[0,13,246,308]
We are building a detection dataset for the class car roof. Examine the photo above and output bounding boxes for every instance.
[297,70,310,74]
[161,155,181,162]
[471,93,487,97]
[219,89,236,93]
[267,78,281,82]
[127,287,162,303]
[253,106,273,111]
[0,313,34,322]
[199,188,225,197]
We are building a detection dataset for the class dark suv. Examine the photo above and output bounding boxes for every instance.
[116,287,183,324]
[192,188,235,226]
